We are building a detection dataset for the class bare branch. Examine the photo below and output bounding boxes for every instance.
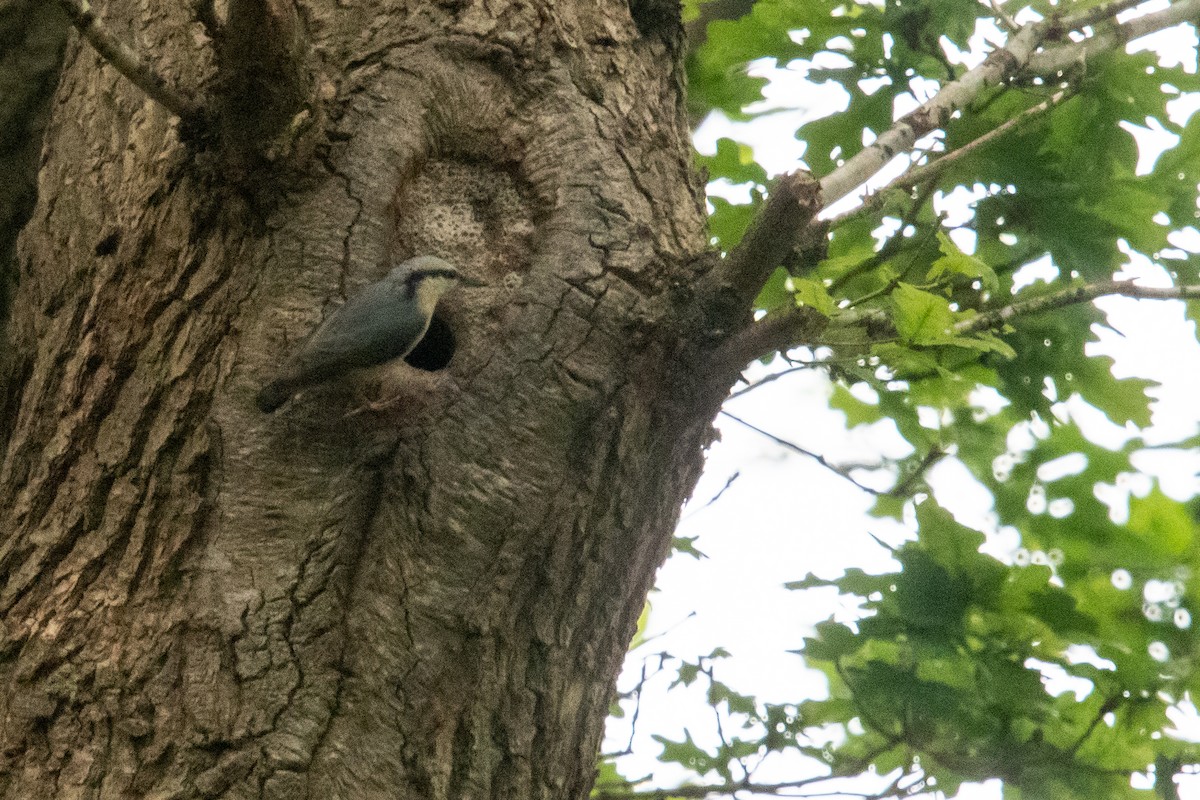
[720,411,889,496]
[954,280,1200,335]
[719,278,1200,371]
[592,772,909,800]
[727,365,817,400]
[698,20,1051,315]
[1026,0,1200,77]
[889,446,944,498]
[818,21,1049,210]
[822,89,1069,234]
[55,0,199,122]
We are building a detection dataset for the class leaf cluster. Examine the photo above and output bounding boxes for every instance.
[605,0,1200,797]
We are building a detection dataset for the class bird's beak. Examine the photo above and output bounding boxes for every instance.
[459,275,488,288]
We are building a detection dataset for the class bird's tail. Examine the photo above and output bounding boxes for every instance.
[255,379,295,413]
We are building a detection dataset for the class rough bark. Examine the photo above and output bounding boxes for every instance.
[0,0,68,327]
[0,1,742,799]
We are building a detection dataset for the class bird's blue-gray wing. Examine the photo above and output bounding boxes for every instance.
[287,282,430,383]
[255,281,432,413]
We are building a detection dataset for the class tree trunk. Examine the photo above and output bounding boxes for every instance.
[0,1,739,798]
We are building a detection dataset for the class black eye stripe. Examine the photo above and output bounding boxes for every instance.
[404,268,459,284]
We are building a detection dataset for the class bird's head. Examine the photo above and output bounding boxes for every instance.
[388,255,477,315]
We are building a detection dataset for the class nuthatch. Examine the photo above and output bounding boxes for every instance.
[256,255,468,413]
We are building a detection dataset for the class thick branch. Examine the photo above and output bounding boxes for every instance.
[1027,0,1200,77]
[55,0,198,121]
[697,171,824,320]
[711,304,828,374]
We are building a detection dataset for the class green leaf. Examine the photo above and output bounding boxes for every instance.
[829,382,884,427]
[793,277,837,317]
[697,137,769,186]
[672,535,707,560]
[928,231,999,291]
[891,283,955,345]
[1126,490,1193,558]
[653,731,721,778]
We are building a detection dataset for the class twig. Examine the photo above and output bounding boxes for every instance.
[604,660,656,758]
[592,742,911,800]
[1058,0,1159,34]
[55,0,198,122]
[1069,696,1121,755]
[888,446,944,498]
[989,0,1019,33]
[719,411,887,496]
[682,473,741,516]
[720,278,1200,370]
[954,280,1200,335]
[828,182,937,294]
[727,365,818,400]
[592,778,898,800]
[1026,0,1200,77]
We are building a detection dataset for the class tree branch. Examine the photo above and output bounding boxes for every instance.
[55,0,199,122]
[699,21,1050,312]
[721,279,1200,370]
[699,0,1198,323]
[1057,0,1150,33]
[593,741,909,800]
[719,411,889,496]
[1026,0,1200,77]
[822,88,1069,234]
[711,305,829,376]
[953,280,1200,335]
[818,21,1049,211]
[697,171,824,321]
[216,0,312,166]
[988,0,1019,34]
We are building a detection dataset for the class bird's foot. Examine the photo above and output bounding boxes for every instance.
[344,389,404,417]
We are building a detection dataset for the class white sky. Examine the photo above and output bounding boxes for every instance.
[604,5,1200,799]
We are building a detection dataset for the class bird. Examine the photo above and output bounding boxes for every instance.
[256,255,466,413]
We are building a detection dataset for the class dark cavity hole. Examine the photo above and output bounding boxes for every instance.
[404,314,455,371]
[94,230,121,256]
